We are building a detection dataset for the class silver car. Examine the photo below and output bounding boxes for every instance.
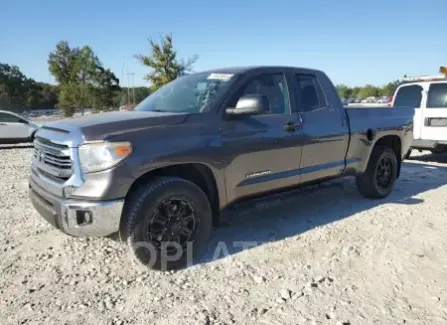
[0,110,40,144]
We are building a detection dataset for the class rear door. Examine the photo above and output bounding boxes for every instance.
[292,72,349,183]
[420,82,447,141]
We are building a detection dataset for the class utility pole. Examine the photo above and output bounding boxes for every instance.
[126,72,131,107]
[132,73,136,105]
[121,56,126,86]
[127,72,135,105]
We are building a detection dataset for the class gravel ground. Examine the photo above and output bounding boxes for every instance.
[1,144,446,325]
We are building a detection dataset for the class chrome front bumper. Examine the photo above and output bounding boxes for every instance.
[29,176,124,237]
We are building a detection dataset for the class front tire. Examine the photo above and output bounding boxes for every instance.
[30,130,37,143]
[356,146,398,199]
[122,177,212,271]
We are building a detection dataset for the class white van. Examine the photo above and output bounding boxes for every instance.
[392,72,447,157]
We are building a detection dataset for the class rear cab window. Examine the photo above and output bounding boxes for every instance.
[295,74,328,112]
[393,84,423,108]
[427,83,447,108]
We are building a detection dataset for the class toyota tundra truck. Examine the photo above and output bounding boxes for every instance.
[29,66,414,270]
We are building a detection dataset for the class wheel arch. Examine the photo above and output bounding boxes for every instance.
[124,163,221,226]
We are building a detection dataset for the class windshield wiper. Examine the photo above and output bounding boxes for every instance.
[150,109,170,113]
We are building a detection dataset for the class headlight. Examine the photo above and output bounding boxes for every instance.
[78,142,133,173]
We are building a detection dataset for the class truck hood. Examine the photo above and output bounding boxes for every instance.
[40,111,189,143]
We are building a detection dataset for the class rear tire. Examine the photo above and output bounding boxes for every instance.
[356,146,398,199]
[122,177,212,271]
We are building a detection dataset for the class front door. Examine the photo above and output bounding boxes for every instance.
[220,72,304,204]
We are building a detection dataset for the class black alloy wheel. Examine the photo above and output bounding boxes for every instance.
[356,146,398,199]
[375,156,393,190]
[146,197,197,254]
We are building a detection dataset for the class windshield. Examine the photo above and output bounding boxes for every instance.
[134,72,235,113]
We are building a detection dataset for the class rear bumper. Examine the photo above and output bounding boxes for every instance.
[411,139,447,150]
[29,176,124,237]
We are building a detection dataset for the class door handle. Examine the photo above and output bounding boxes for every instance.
[283,121,301,132]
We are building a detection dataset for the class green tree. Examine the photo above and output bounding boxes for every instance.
[48,41,79,85]
[40,83,59,108]
[336,84,353,99]
[358,84,380,98]
[92,66,120,111]
[133,87,151,104]
[58,83,93,117]
[351,87,361,99]
[0,62,59,111]
[117,87,151,107]
[380,80,400,97]
[58,83,78,117]
[48,41,120,116]
[135,34,197,91]
[0,63,28,111]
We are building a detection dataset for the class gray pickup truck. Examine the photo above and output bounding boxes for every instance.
[29,66,413,270]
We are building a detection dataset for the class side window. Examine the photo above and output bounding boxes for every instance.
[0,112,22,123]
[230,73,290,114]
[295,74,327,112]
[427,83,447,108]
[394,85,423,108]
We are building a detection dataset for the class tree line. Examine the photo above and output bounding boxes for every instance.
[336,81,400,100]
[1,34,195,116]
[1,34,400,116]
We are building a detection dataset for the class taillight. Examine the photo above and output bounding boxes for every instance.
[387,96,393,107]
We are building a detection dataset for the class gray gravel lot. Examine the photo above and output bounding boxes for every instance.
[1,144,447,325]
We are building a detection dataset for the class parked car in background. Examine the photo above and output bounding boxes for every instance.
[361,96,377,103]
[0,110,40,144]
[392,69,447,158]
[376,96,390,104]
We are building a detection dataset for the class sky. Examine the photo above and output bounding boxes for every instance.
[1,0,445,87]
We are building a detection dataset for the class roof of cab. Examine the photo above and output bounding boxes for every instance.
[198,66,323,75]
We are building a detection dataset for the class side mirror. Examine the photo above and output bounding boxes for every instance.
[226,94,269,117]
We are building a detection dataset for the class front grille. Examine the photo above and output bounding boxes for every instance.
[34,137,73,180]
